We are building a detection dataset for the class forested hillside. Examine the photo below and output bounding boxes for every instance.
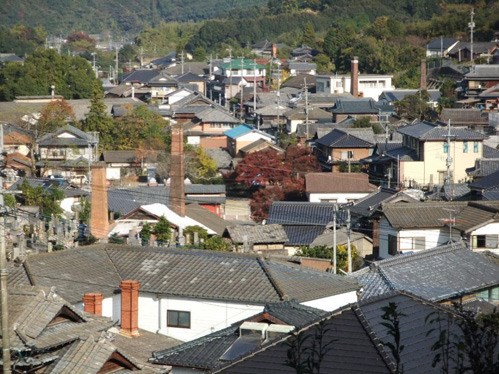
[0,0,267,35]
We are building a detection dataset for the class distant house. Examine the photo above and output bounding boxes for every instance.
[290,45,320,58]
[218,59,266,92]
[305,172,377,203]
[176,72,207,95]
[316,74,394,100]
[439,108,490,133]
[284,107,331,133]
[288,62,317,76]
[330,98,385,123]
[463,64,499,97]
[314,127,376,171]
[100,150,166,180]
[36,124,98,181]
[426,37,459,58]
[378,201,467,257]
[352,243,499,303]
[379,89,441,108]
[224,224,288,254]
[238,139,284,158]
[448,41,498,62]
[224,124,275,157]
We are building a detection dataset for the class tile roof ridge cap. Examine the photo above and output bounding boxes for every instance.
[351,304,397,372]
[379,245,462,268]
[257,257,288,301]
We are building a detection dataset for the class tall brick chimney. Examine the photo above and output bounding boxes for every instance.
[350,56,359,98]
[170,123,185,217]
[420,59,427,90]
[90,162,109,239]
[120,280,140,337]
[83,293,103,316]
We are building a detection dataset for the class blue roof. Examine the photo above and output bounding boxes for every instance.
[223,124,254,139]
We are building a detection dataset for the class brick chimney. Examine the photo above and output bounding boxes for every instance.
[90,162,109,239]
[120,280,140,337]
[272,44,277,59]
[420,59,427,90]
[83,293,103,316]
[170,123,185,217]
[350,56,359,98]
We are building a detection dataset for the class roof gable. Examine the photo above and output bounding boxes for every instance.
[306,172,377,194]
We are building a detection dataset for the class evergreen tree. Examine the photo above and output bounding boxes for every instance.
[301,21,316,47]
[154,216,171,245]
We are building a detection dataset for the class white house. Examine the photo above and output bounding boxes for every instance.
[316,74,394,100]
[378,202,467,258]
[305,172,378,204]
[21,245,360,343]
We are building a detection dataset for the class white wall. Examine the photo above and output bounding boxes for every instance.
[106,168,121,180]
[301,290,358,311]
[379,216,458,258]
[308,192,369,203]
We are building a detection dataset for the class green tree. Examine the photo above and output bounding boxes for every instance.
[193,46,207,62]
[191,147,217,183]
[381,302,406,374]
[395,90,435,121]
[19,179,64,217]
[4,194,16,208]
[204,235,230,251]
[301,21,316,48]
[295,244,361,273]
[140,222,153,245]
[154,216,171,245]
[80,81,116,149]
[78,197,91,223]
[184,225,209,246]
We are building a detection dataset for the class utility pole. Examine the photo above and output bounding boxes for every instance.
[180,51,185,74]
[228,48,233,108]
[0,124,11,374]
[469,8,475,62]
[347,209,352,274]
[276,66,281,132]
[115,47,119,84]
[240,57,244,123]
[445,120,455,185]
[333,205,337,274]
[140,47,144,67]
[304,78,309,139]
[253,60,257,116]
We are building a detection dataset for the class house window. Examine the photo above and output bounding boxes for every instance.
[388,234,398,256]
[443,143,448,153]
[463,141,468,153]
[167,310,191,328]
[341,151,353,160]
[474,141,479,153]
[400,237,425,251]
[473,235,499,249]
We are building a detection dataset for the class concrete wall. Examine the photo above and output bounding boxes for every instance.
[309,192,369,203]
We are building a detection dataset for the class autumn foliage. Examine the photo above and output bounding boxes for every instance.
[234,145,320,222]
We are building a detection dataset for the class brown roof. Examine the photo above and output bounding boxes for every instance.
[306,173,377,194]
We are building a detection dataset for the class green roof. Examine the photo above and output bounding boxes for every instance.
[221,59,266,70]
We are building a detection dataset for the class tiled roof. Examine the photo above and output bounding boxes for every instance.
[305,172,377,194]
[185,203,229,235]
[465,65,499,79]
[452,201,499,233]
[469,169,499,191]
[196,107,239,123]
[440,108,489,124]
[349,187,418,217]
[427,37,459,49]
[151,301,327,369]
[351,243,499,301]
[220,59,266,70]
[466,158,499,177]
[380,89,441,103]
[119,69,160,84]
[282,225,325,246]
[331,98,379,114]
[102,150,165,163]
[483,145,499,158]
[267,202,337,225]
[310,227,368,248]
[226,224,288,244]
[316,128,376,148]
[205,148,233,169]
[239,139,283,154]
[288,62,317,70]
[209,304,395,374]
[382,201,468,228]
[397,121,486,140]
[283,107,331,120]
[38,124,98,147]
[22,245,360,305]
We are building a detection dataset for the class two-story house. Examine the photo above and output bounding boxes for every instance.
[316,74,394,100]
[218,59,266,99]
[314,128,376,171]
[365,121,487,188]
[36,124,98,180]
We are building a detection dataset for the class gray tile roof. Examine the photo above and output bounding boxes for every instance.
[283,107,331,121]
[205,149,233,169]
[382,201,468,229]
[22,245,360,305]
[226,224,288,244]
[469,169,499,191]
[440,108,489,125]
[209,305,395,374]
[349,188,418,217]
[465,65,499,79]
[397,121,487,140]
[267,202,338,226]
[380,89,441,103]
[119,69,161,84]
[331,98,380,114]
[452,201,499,233]
[37,124,98,147]
[185,203,229,235]
[282,225,326,246]
[102,150,166,163]
[427,37,459,50]
[351,243,499,301]
[466,158,499,177]
[484,145,499,158]
[151,301,327,369]
[316,128,376,148]
[310,227,367,248]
